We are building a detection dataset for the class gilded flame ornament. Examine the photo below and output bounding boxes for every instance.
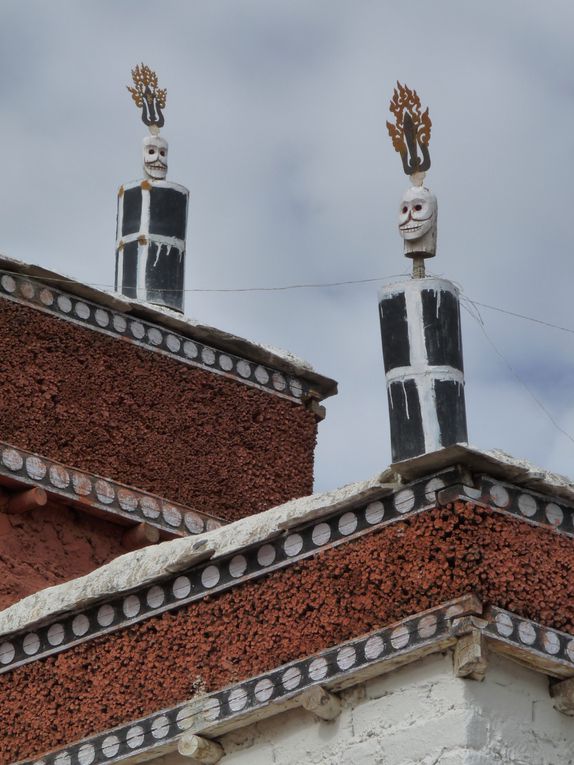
[127,63,167,133]
[386,82,431,178]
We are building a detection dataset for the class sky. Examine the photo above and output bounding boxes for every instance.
[1,0,574,492]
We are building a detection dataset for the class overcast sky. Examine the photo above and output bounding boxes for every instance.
[1,1,574,491]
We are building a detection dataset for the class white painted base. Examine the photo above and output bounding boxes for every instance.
[158,653,574,765]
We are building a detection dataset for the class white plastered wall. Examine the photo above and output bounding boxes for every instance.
[156,652,574,765]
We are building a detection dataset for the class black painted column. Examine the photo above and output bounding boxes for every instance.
[115,180,189,313]
[379,277,468,462]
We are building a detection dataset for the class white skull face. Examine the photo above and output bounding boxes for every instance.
[143,135,168,180]
[398,187,437,241]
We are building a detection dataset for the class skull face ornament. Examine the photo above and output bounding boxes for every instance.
[143,135,168,180]
[398,186,437,258]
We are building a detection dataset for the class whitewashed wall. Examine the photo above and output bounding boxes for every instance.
[158,653,574,765]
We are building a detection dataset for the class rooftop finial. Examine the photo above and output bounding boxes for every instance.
[116,64,189,313]
[387,83,436,277]
[127,63,167,135]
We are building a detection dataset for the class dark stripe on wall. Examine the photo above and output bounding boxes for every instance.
[121,188,143,237]
[149,187,188,239]
[379,293,410,373]
[145,245,185,311]
[387,379,424,461]
[435,379,468,447]
[421,288,464,371]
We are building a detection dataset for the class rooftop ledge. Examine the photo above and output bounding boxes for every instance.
[0,253,338,401]
[1,443,573,642]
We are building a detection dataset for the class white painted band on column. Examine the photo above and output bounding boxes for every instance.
[385,366,464,385]
[116,232,185,250]
[403,282,440,453]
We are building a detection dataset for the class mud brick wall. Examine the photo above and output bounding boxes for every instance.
[0,503,128,611]
[0,299,317,522]
[3,501,574,765]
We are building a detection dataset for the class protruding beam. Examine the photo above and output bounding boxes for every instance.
[300,685,342,720]
[550,677,574,716]
[305,399,326,422]
[178,734,224,763]
[121,522,160,551]
[453,628,488,681]
[2,487,48,515]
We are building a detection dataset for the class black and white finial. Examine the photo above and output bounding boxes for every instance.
[387,83,437,278]
[379,278,468,462]
[114,64,189,313]
[379,85,468,462]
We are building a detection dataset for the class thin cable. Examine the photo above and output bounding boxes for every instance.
[3,272,410,293]
[188,274,410,292]
[462,297,574,337]
[461,298,574,446]
[7,269,574,336]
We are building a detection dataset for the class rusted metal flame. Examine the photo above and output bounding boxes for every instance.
[386,82,432,176]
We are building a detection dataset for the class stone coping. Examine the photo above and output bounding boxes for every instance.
[0,254,337,402]
[0,471,396,646]
[393,443,574,504]
[13,595,574,765]
[3,457,574,673]
[0,440,222,539]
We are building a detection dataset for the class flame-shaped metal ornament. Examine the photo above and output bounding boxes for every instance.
[127,63,167,131]
[386,82,431,176]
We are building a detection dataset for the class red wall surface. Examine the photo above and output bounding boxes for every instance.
[2,501,573,765]
[0,299,318,523]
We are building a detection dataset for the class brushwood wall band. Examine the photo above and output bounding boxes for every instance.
[0,468,463,674]
[15,600,574,765]
[13,596,479,765]
[379,277,468,461]
[0,441,219,538]
[0,270,309,404]
[5,469,572,677]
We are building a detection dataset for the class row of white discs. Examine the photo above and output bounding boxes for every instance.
[494,611,574,660]
[31,603,466,765]
[0,480,443,667]
[200,604,467,723]
[489,483,568,528]
[0,274,304,399]
[0,446,206,533]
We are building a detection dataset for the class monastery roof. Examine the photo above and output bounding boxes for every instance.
[0,253,338,402]
[1,442,573,639]
[2,443,574,765]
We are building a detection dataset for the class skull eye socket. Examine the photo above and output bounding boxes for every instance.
[414,204,423,211]
[160,150,166,157]
[147,148,155,155]
[401,206,408,214]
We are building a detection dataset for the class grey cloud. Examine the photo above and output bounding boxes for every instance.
[1,0,574,491]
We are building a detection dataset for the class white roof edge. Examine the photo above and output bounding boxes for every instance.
[0,253,337,399]
[0,473,392,638]
[392,443,574,503]
[1,444,571,638]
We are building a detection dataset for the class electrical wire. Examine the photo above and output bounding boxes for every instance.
[9,269,574,335]
[460,297,574,446]
[10,269,574,337]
